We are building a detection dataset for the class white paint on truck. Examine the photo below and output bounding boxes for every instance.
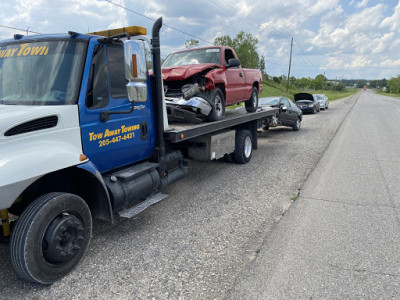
[0,104,83,210]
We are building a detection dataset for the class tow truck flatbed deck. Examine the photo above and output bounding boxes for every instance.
[164,107,277,143]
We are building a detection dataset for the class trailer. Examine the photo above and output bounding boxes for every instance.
[0,17,276,284]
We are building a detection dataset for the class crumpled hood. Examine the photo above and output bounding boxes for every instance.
[162,63,219,81]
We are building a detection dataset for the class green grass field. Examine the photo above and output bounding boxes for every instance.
[259,83,357,101]
[227,83,358,109]
[376,90,400,99]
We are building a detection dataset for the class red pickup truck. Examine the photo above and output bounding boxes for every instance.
[161,46,263,122]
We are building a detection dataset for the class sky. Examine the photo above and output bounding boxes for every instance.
[1,0,399,80]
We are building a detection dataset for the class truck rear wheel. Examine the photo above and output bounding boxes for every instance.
[206,88,225,121]
[10,192,92,284]
[234,129,252,164]
[245,86,258,113]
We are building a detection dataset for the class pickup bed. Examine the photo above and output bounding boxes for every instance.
[161,46,263,122]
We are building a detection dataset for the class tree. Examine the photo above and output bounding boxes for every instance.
[259,55,266,77]
[336,82,346,92]
[214,31,260,69]
[298,77,310,89]
[272,76,281,84]
[356,80,367,89]
[313,74,327,90]
[185,39,199,49]
[388,75,400,94]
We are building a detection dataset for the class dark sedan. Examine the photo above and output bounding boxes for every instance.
[258,96,302,131]
[294,93,320,114]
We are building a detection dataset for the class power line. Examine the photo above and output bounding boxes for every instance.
[0,25,41,34]
[104,0,213,45]
[293,38,320,73]
[330,66,400,70]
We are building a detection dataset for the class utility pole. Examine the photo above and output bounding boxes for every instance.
[286,37,293,92]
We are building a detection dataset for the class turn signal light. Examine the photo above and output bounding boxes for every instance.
[80,154,88,161]
[88,26,147,37]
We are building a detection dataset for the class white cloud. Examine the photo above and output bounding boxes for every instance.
[356,0,368,9]
[380,0,400,31]
[1,0,399,79]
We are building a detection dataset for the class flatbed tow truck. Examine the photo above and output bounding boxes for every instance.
[0,17,277,284]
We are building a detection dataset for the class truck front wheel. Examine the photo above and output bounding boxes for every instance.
[206,88,225,121]
[235,129,252,164]
[10,192,92,284]
[245,86,258,113]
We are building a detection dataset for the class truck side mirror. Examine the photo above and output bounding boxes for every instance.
[226,58,240,68]
[124,40,148,103]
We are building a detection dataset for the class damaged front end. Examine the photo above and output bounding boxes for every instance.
[165,83,213,123]
[163,66,218,123]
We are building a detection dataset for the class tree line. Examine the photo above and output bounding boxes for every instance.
[185,33,398,93]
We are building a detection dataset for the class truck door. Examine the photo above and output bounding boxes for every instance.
[79,42,155,173]
[224,48,245,104]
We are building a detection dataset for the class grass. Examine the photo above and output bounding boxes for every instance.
[259,82,357,101]
[376,90,400,99]
[226,83,358,109]
[259,84,294,99]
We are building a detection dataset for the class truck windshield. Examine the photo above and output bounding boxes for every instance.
[162,48,221,67]
[0,40,85,105]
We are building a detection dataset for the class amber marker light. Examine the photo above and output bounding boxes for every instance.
[180,134,184,139]
[80,154,88,161]
[132,54,138,78]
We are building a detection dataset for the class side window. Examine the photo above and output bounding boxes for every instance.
[224,49,236,66]
[281,98,290,107]
[86,45,109,109]
[107,46,128,99]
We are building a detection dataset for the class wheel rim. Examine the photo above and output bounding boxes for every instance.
[297,119,300,129]
[214,94,223,117]
[42,212,85,264]
[244,136,252,157]
[252,90,258,108]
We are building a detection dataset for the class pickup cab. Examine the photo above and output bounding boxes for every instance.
[161,46,263,122]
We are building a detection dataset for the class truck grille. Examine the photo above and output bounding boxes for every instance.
[4,115,58,136]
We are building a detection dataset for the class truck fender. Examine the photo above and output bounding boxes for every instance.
[77,161,114,223]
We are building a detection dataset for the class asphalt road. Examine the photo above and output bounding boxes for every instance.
[0,91,376,299]
[227,90,400,299]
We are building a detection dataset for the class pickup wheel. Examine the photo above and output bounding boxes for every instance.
[10,192,92,284]
[206,88,225,121]
[245,86,258,113]
[234,129,252,164]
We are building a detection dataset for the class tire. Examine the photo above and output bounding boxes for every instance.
[11,192,92,284]
[234,129,252,164]
[326,103,329,109]
[245,86,258,113]
[293,117,301,131]
[223,153,235,163]
[206,88,225,121]
[312,107,316,114]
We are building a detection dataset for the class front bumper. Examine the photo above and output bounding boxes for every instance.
[297,106,315,113]
[0,176,40,210]
[165,96,213,123]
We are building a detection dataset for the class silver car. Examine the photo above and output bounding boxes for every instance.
[314,94,329,110]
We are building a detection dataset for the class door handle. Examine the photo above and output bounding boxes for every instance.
[239,73,243,77]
